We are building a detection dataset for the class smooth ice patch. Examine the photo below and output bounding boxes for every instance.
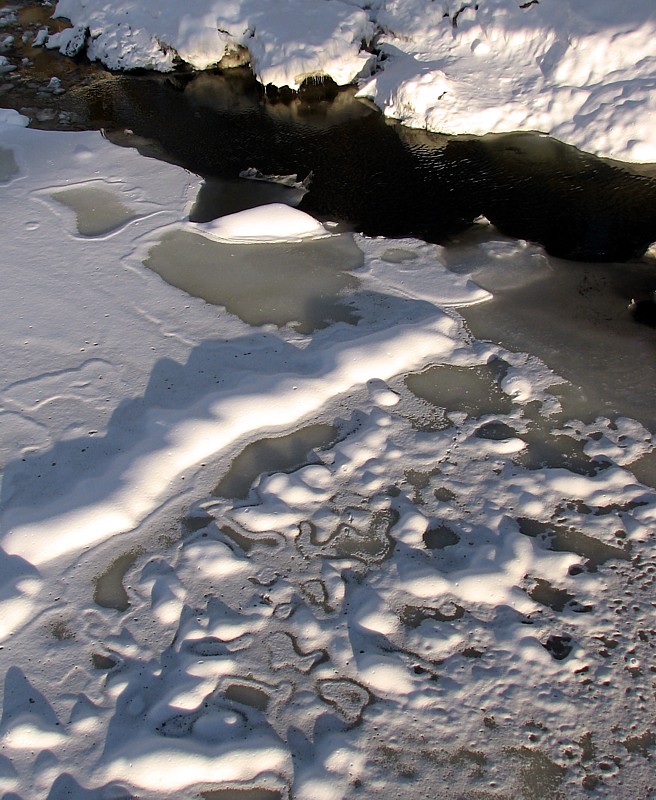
[51,185,137,236]
[144,229,361,332]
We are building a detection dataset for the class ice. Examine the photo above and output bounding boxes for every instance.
[1,105,656,798]
[51,184,137,236]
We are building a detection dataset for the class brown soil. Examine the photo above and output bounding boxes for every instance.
[0,0,109,129]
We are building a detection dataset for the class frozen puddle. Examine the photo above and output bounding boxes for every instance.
[1,119,656,799]
[214,423,339,500]
[93,547,145,611]
[405,360,515,421]
[50,184,138,236]
[144,224,363,332]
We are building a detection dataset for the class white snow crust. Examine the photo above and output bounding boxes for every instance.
[52,0,375,86]
[1,113,656,799]
[47,0,656,161]
[189,203,332,244]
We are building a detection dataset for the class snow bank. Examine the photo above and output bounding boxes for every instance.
[0,109,28,127]
[189,203,331,244]
[53,0,375,86]
[48,0,656,161]
[358,0,656,162]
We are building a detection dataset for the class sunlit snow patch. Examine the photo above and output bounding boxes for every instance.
[189,203,331,244]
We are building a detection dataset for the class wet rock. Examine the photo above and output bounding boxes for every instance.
[542,633,573,660]
[629,295,656,327]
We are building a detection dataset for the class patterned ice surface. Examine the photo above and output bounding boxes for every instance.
[0,115,655,799]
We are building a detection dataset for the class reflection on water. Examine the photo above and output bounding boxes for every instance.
[71,70,656,262]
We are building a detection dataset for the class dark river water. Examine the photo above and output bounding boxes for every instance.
[74,70,656,263]
[58,70,656,436]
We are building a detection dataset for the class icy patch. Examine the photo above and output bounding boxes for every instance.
[143,229,362,332]
[51,185,138,237]
[355,235,491,307]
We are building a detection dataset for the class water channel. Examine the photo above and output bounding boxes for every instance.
[54,69,656,436]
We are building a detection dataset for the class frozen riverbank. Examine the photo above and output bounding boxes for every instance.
[1,107,656,798]
[39,0,656,162]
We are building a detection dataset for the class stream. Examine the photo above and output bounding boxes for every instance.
[67,70,656,434]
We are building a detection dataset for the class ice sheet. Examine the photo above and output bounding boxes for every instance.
[1,116,655,799]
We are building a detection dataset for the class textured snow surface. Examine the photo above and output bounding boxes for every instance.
[53,0,375,85]
[48,0,656,161]
[189,203,332,244]
[357,0,656,162]
[1,112,656,798]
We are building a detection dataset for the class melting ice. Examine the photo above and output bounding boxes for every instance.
[0,113,655,800]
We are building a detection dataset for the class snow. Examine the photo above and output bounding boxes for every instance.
[52,0,375,84]
[0,108,27,127]
[46,0,656,161]
[189,203,332,244]
[1,103,656,798]
[357,0,656,161]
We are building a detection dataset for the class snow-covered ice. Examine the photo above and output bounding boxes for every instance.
[45,0,656,161]
[1,106,656,798]
[189,203,332,244]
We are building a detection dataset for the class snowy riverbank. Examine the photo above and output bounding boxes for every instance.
[1,105,656,798]
[2,1,656,796]
[45,0,656,162]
